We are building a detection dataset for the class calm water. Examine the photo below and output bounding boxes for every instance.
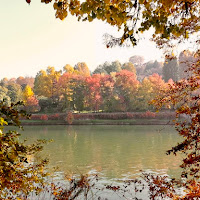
[20,125,182,180]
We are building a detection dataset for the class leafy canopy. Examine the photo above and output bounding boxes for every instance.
[27,0,200,48]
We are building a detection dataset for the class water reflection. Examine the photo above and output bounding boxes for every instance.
[20,125,182,180]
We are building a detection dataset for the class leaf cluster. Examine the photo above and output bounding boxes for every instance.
[0,101,49,199]
[149,50,200,198]
[26,0,200,47]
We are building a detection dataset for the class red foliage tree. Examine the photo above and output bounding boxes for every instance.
[114,70,139,111]
[85,74,102,111]
[24,96,40,113]
[58,72,73,110]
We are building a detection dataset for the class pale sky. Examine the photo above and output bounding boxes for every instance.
[0,0,165,79]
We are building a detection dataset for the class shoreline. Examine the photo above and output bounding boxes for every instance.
[20,111,176,126]
[20,119,174,126]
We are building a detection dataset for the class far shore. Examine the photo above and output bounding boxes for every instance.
[20,111,176,126]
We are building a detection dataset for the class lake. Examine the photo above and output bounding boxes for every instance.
[20,125,182,199]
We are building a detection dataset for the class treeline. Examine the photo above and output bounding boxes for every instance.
[0,50,194,113]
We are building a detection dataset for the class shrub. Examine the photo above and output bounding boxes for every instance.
[65,111,74,124]
[144,110,156,118]
[40,114,48,121]
[48,113,60,120]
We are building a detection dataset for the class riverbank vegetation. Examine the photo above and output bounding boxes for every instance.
[20,111,175,125]
[0,50,195,114]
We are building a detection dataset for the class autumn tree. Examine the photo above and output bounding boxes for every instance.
[0,101,48,199]
[0,78,9,86]
[34,70,48,97]
[34,67,62,112]
[29,0,200,50]
[74,62,90,76]
[24,96,40,113]
[114,70,139,111]
[46,66,62,103]
[134,73,168,111]
[22,85,40,112]
[121,62,136,74]
[16,76,35,89]
[148,73,167,97]
[58,72,73,110]
[63,64,74,74]
[23,85,34,102]
[149,50,200,199]
[84,74,102,111]
[6,78,16,85]
[99,74,115,111]
[16,76,26,86]
[34,67,61,100]
[135,77,154,111]
[0,86,11,105]
[70,75,86,111]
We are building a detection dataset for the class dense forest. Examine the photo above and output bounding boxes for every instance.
[0,50,194,113]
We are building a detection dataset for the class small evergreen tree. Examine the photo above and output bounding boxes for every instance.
[163,57,179,82]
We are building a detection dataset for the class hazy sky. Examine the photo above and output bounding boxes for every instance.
[0,1,165,79]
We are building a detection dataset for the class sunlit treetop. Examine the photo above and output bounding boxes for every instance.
[26,0,200,48]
